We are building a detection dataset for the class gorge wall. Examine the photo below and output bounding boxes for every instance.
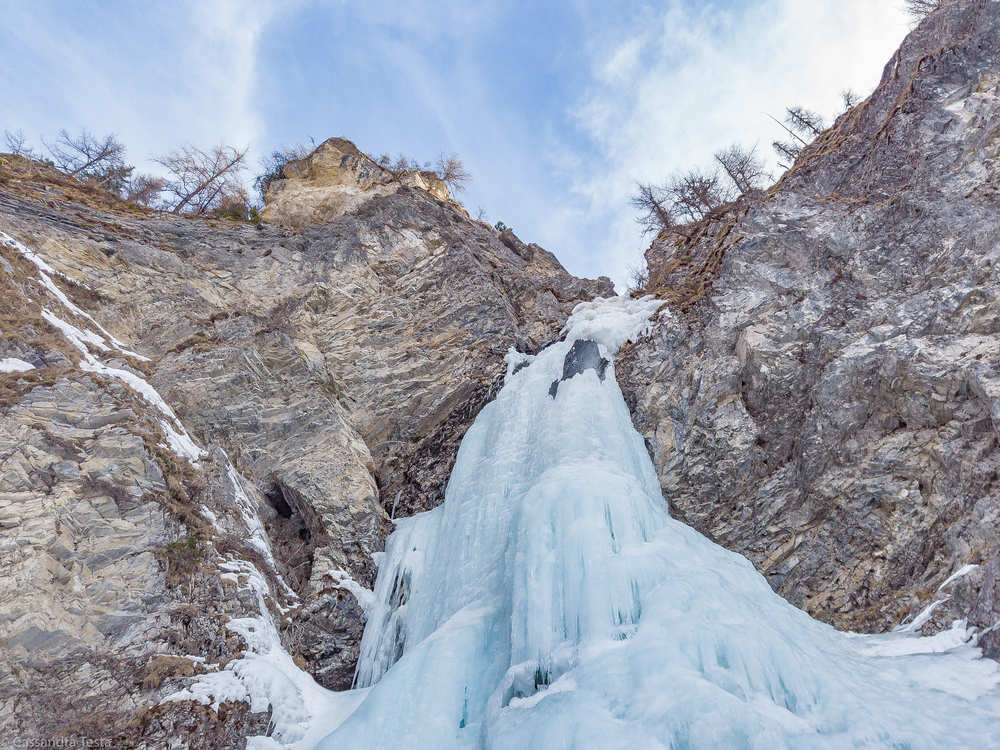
[2,1,1000,746]
[619,0,1000,652]
[0,144,611,746]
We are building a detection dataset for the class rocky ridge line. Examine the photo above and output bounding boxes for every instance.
[620,0,1000,650]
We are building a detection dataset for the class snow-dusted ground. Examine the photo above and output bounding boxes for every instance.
[165,545,366,750]
[311,295,1000,749]
[2,229,201,463]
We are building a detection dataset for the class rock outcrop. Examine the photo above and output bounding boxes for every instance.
[620,0,1000,649]
[260,137,458,228]
[0,146,611,747]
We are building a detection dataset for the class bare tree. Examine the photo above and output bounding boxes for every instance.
[769,106,825,169]
[434,153,470,193]
[43,129,128,186]
[4,129,35,158]
[841,89,861,111]
[124,174,165,206]
[904,0,947,19]
[667,168,727,223]
[631,183,674,235]
[714,143,767,196]
[784,106,825,139]
[154,144,248,215]
[772,140,801,170]
[632,166,728,233]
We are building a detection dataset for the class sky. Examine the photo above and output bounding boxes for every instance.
[0,0,913,288]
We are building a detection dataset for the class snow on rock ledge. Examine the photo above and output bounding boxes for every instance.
[1,228,205,464]
[561,295,665,354]
[0,357,34,373]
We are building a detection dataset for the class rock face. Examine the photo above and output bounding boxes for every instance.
[549,339,609,397]
[0,229,283,747]
[4,3,1000,746]
[260,137,457,228]
[0,143,610,747]
[620,0,1000,648]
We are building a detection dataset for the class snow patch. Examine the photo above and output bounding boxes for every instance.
[0,357,35,373]
[168,553,363,748]
[939,563,980,591]
[225,463,298,602]
[5,232,202,463]
[40,307,206,464]
[1,229,148,360]
[41,308,108,353]
[560,294,664,354]
[200,504,222,532]
[325,569,376,615]
[895,596,951,633]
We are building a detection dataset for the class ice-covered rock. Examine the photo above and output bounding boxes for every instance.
[318,295,1000,749]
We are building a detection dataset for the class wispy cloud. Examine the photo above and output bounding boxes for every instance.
[0,0,286,173]
[1,0,911,289]
[562,0,911,287]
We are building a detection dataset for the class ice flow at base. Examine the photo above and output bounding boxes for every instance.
[319,296,1000,749]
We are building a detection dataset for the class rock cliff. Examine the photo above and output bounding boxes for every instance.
[3,1,1000,745]
[620,0,1000,650]
[0,148,611,746]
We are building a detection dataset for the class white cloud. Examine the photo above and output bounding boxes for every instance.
[180,0,287,151]
[562,0,912,288]
[0,0,287,175]
[1,0,914,290]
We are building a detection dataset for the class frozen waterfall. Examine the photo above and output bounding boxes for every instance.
[314,296,1000,749]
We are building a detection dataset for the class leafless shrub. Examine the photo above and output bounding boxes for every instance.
[434,153,470,193]
[209,188,253,221]
[42,129,130,190]
[374,151,471,194]
[124,174,165,206]
[376,153,427,180]
[154,144,248,215]
[3,129,35,158]
[254,142,312,203]
[841,89,861,111]
[904,0,947,19]
[626,263,649,293]
[714,143,767,196]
